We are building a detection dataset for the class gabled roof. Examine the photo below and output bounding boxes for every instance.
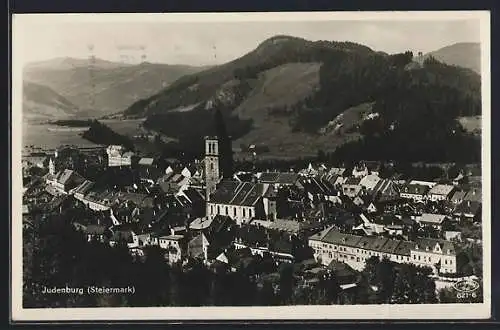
[464,188,481,202]
[454,200,481,216]
[188,233,209,259]
[451,190,468,202]
[401,183,429,195]
[414,238,456,255]
[344,177,362,186]
[428,184,454,196]
[73,180,94,195]
[138,157,155,166]
[209,180,267,207]
[420,213,447,224]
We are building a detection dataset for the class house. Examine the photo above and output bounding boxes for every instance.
[109,229,139,249]
[206,181,269,225]
[106,145,134,167]
[257,172,300,188]
[359,174,381,192]
[384,224,404,237]
[181,164,201,179]
[84,224,109,242]
[136,233,159,247]
[367,202,378,214]
[188,233,210,261]
[451,190,468,205]
[453,200,481,221]
[329,167,347,176]
[72,180,95,201]
[370,179,400,202]
[427,184,455,202]
[300,163,319,177]
[399,183,429,202]
[158,233,185,263]
[309,226,459,274]
[417,213,448,230]
[342,177,363,198]
[352,163,369,178]
[411,238,458,274]
[158,173,190,195]
[464,187,481,203]
[46,169,86,194]
[409,180,437,188]
[444,231,462,242]
[138,157,156,167]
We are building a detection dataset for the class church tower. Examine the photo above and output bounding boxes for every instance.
[48,157,56,176]
[204,136,220,201]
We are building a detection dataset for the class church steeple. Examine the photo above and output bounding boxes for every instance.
[49,157,56,176]
[204,136,220,201]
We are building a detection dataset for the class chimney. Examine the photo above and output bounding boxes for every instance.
[170,228,175,236]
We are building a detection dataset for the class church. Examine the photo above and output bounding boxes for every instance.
[203,136,276,225]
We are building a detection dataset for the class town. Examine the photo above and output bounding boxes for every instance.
[22,133,483,306]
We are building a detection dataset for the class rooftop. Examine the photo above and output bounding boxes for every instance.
[429,184,455,196]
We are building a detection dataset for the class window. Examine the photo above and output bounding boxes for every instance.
[217,205,220,214]
[449,259,453,265]
[233,207,236,217]
[225,206,228,215]
[444,259,447,265]
[357,257,360,262]
[418,256,421,261]
[243,208,246,217]
[413,255,416,260]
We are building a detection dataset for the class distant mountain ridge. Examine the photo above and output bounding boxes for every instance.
[23,81,79,121]
[426,42,481,74]
[121,36,481,162]
[23,57,208,116]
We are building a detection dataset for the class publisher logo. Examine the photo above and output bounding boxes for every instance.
[453,278,480,299]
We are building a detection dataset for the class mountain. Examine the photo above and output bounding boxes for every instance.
[426,42,481,74]
[23,57,207,116]
[23,81,80,121]
[123,36,481,162]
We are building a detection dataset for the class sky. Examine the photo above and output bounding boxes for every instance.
[13,13,482,67]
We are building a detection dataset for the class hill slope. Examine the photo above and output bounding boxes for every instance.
[23,58,207,116]
[127,36,482,162]
[426,42,481,74]
[23,81,80,121]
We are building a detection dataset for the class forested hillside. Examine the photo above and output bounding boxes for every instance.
[123,36,482,162]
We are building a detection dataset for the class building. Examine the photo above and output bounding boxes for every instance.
[342,177,363,198]
[453,200,481,221]
[187,233,210,261]
[206,180,268,225]
[451,190,468,205]
[399,183,429,202]
[257,172,300,188]
[106,145,134,167]
[308,227,459,274]
[427,184,455,202]
[204,136,221,200]
[46,169,86,195]
[352,163,369,178]
[158,233,185,263]
[464,187,481,203]
[359,174,381,192]
[417,213,448,230]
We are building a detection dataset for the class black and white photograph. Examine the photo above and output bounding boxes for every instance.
[11,11,491,321]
